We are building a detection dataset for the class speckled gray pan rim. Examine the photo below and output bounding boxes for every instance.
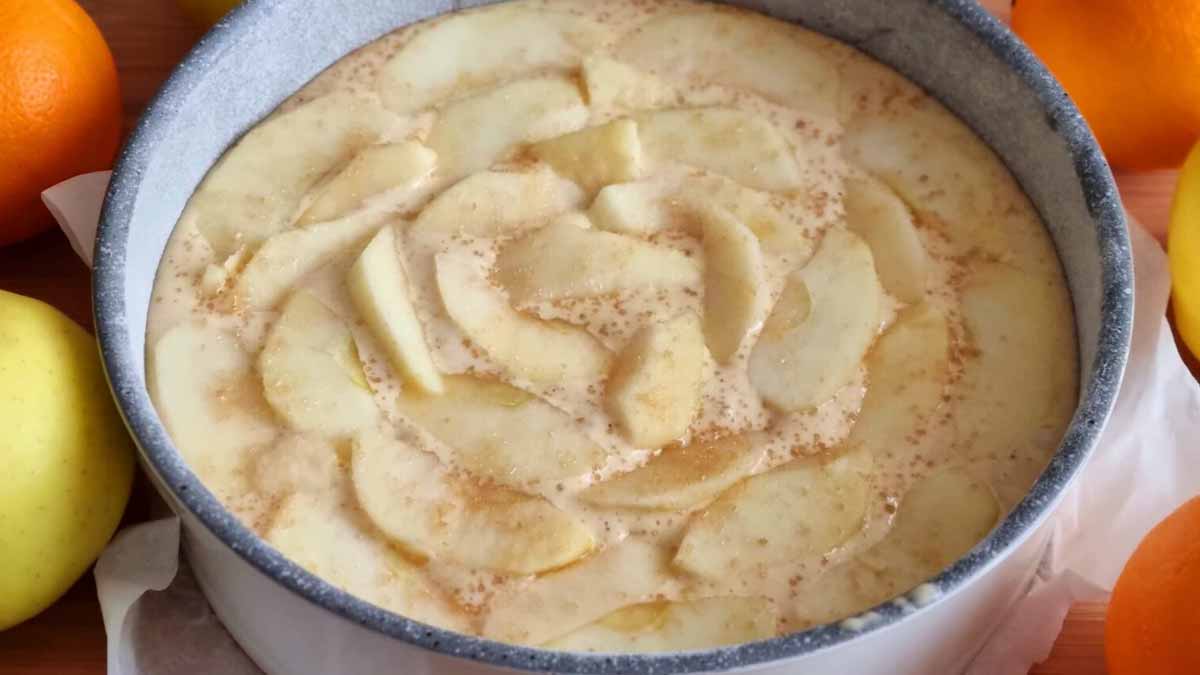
[93,0,1133,672]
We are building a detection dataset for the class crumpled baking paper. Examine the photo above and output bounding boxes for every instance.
[45,172,1200,675]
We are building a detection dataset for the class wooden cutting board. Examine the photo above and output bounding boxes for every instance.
[0,1,1184,673]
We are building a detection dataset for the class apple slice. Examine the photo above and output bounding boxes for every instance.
[409,168,584,239]
[494,215,700,304]
[396,375,608,491]
[614,8,839,119]
[636,108,801,192]
[809,467,1003,623]
[232,212,385,310]
[588,179,677,236]
[150,322,276,489]
[843,175,929,303]
[588,174,812,263]
[199,246,251,298]
[435,248,611,385]
[249,433,341,498]
[351,430,594,574]
[188,92,391,259]
[861,467,1000,576]
[604,312,709,449]
[698,203,771,363]
[378,5,605,113]
[297,141,437,225]
[581,54,677,114]
[679,175,813,264]
[530,119,644,194]
[426,77,588,182]
[265,491,468,632]
[842,107,1034,262]
[674,449,872,581]
[483,538,672,645]
[543,597,778,653]
[259,291,380,437]
[789,468,996,628]
[348,224,443,394]
[952,262,1078,507]
[579,433,764,510]
[845,304,950,464]
[748,229,883,411]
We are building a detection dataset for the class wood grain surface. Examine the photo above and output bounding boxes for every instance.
[0,1,1184,673]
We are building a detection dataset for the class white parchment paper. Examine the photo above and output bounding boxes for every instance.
[47,173,1200,675]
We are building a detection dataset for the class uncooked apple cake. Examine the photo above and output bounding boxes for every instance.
[146,0,1079,652]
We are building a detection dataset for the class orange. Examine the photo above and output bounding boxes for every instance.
[0,0,122,247]
[1012,0,1200,170]
[1105,496,1200,675]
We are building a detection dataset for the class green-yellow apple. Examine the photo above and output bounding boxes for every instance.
[0,290,134,630]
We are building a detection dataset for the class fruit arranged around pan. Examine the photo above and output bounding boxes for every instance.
[146,0,1078,652]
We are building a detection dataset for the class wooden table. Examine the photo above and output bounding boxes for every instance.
[0,1,1185,673]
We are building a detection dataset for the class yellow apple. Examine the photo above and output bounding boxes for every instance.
[0,290,134,630]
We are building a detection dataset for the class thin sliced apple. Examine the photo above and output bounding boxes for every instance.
[409,168,584,239]
[199,246,250,298]
[435,248,611,385]
[249,433,341,498]
[530,119,644,193]
[842,107,1035,262]
[494,215,700,304]
[698,203,771,363]
[790,472,996,628]
[588,179,677,236]
[378,6,606,113]
[861,467,1000,575]
[604,312,709,449]
[232,212,384,310]
[348,224,443,394]
[188,92,391,259]
[953,262,1078,506]
[785,558,873,628]
[615,8,839,119]
[266,491,468,631]
[396,375,608,491]
[843,175,929,303]
[582,54,677,114]
[350,430,594,574]
[844,304,950,462]
[426,77,588,182]
[483,538,672,645]
[588,173,812,264]
[748,229,883,411]
[150,322,276,488]
[674,450,872,581]
[682,175,812,262]
[298,141,437,225]
[579,433,764,510]
[636,108,801,192]
[544,596,777,653]
[259,291,379,437]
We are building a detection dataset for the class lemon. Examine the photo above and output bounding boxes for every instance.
[0,290,134,630]
[1169,142,1200,360]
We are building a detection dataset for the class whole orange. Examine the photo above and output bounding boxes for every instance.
[1012,0,1200,170]
[1105,496,1200,675]
[0,0,122,247]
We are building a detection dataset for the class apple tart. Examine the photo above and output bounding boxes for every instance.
[146,0,1078,652]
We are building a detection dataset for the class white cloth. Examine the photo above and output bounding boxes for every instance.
[45,174,1200,675]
